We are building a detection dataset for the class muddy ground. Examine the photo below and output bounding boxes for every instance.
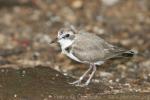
[0,0,149,100]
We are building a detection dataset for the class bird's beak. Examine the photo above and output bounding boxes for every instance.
[49,37,58,44]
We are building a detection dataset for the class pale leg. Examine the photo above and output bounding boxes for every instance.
[69,64,93,85]
[84,64,96,86]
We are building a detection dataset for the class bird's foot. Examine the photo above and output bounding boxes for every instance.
[69,80,90,87]
[69,80,81,86]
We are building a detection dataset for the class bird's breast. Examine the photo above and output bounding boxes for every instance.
[62,47,81,63]
[58,39,74,50]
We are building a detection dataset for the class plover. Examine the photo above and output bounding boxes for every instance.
[51,27,134,86]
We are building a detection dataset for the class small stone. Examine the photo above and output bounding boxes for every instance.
[109,80,113,83]
[55,74,59,77]
[102,0,119,6]
[14,94,17,98]
[1,69,5,72]
[141,60,150,68]
[21,70,26,77]
[43,98,48,100]
[72,0,83,9]
[93,26,105,35]
[94,79,100,83]
[115,78,120,82]
[113,89,121,94]
[48,95,52,98]
[124,83,131,88]
[117,64,126,71]
[63,73,68,76]
[99,71,113,78]
[109,86,114,89]
[121,39,131,46]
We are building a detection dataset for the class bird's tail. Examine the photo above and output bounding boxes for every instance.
[106,49,136,60]
[117,50,135,58]
[121,50,135,57]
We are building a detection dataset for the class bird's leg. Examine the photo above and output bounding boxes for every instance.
[69,64,93,85]
[83,64,96,86]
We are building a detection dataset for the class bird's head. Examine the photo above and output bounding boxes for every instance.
[50,27,77,49]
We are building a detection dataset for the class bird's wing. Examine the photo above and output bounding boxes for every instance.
[71,33,128,62]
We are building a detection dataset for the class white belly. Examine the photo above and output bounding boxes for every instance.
[62,49,104,65]
[94,61,104,65]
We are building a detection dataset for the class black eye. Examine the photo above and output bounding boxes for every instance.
[65,34,70,38]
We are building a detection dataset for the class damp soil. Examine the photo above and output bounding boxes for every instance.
[0,66,149,100]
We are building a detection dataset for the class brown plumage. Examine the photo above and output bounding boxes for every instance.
[71,32,133,63]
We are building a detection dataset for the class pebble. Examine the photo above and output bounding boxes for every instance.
[101,0,119,6]
[109,80,113,84]
[1,69,5,72]
[72,0,83,9]
[48,95,52,98]
[121,39,131,46]
[55,73,59,77]
[63,73,68,76]
[117,64,127,71]
[141,60,150,68]
[99,71,113,78]
[14,94,17,98]
[21,70,26,77]
[94,79,100,83]
[93,26,105,35]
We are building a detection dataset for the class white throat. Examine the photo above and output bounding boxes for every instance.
[58,38,74,50]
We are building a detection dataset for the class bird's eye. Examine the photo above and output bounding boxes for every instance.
[65,34,70,38]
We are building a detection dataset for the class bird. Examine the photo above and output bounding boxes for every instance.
[50,27,134,86]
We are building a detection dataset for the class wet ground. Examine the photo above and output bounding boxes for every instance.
[0,66,149,100]
[0,0,150,100]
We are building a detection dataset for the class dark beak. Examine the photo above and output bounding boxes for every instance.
[49,37,58,44]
